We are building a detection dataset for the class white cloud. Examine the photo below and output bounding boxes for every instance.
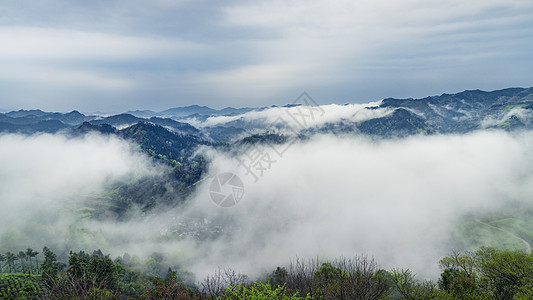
[1,129,533,282]
[0,133,159,248]
[0,27,201,62]
[187,101,391,131]
[481,107,533,128]
[178,131,533,279]
[20,130,528,282]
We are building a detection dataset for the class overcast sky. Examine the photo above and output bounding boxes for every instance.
[1,0,532,112]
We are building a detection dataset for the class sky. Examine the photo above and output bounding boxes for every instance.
[0,0,532,112]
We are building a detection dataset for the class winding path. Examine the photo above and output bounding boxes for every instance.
[476,219,532,254]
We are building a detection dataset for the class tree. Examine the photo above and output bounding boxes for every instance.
[203,269,224,298]
[45,250,120,299]
[219,282,310,300]
[26,248,39,274]
[314,262,343,298]
[337,256,389,300]
[268,267,289,287]
[438,249,475,277]
[18,251,27,274]
[390,269,437,300]
[165,267,177,283]
[475,247,533,299]
[436,247,533,299]
[67,251,119,292]
[439,268,469,291]
[312,257,389,300]
[5,252,17,273]
[202,268,248,299]
[285,257,320,298]
[141,280,207,300]
[0,254,5,273]
[41,247,59,286]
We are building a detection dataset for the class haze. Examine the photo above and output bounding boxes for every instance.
[1,128,532,280]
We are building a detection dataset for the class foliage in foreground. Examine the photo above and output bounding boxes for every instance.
[3,246,533,299]
[219,283,310,300]
[0,273,42,299]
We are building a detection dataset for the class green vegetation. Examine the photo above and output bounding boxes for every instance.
[218,283,310,300]
[0,273,42,299]
[358,109,435,138]
[453,206,533,253]
[437,247,533,299]
[240,131,289,145]
[3,246,533,299]
[61,122,214,218]
[457,220,529,251]
[499,103,527,114]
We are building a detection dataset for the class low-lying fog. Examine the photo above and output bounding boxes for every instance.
[1,129,532,281]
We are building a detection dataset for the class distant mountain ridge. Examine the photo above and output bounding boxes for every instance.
[374,87,533,134]
[1,87,532,138]
[126,105,255,118]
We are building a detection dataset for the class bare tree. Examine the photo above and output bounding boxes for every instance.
[330,256,389,300]
[285,257,320,298]
[222,268,247,288]
[202,268,247,299]
[203,269,224,299]
[43,268,118,299]
[438,249,476,276]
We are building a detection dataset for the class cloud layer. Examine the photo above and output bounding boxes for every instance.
[1,130,533,282]
[185,101,390,130]
[0,133,158,250]
[178,130,533,279]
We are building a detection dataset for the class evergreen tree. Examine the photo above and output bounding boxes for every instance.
[18,251,27,274]
[0,254,5,273]
[41,247,59,285]
[25,248,38,275]
[5,252,17,273]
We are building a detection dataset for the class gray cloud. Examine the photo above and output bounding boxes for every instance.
[0,0,532,111]
[0,133,159,251]
[172,130,533,280]
[1,130,532,282]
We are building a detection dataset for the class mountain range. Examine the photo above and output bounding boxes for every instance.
[2,87,532,140]
[2,86,533,215]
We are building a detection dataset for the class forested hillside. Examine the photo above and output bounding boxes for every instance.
[2,246,533,299]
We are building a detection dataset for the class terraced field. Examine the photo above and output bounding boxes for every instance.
[0,273,42,299]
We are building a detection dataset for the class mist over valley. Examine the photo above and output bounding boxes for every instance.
[2,88,533,288]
